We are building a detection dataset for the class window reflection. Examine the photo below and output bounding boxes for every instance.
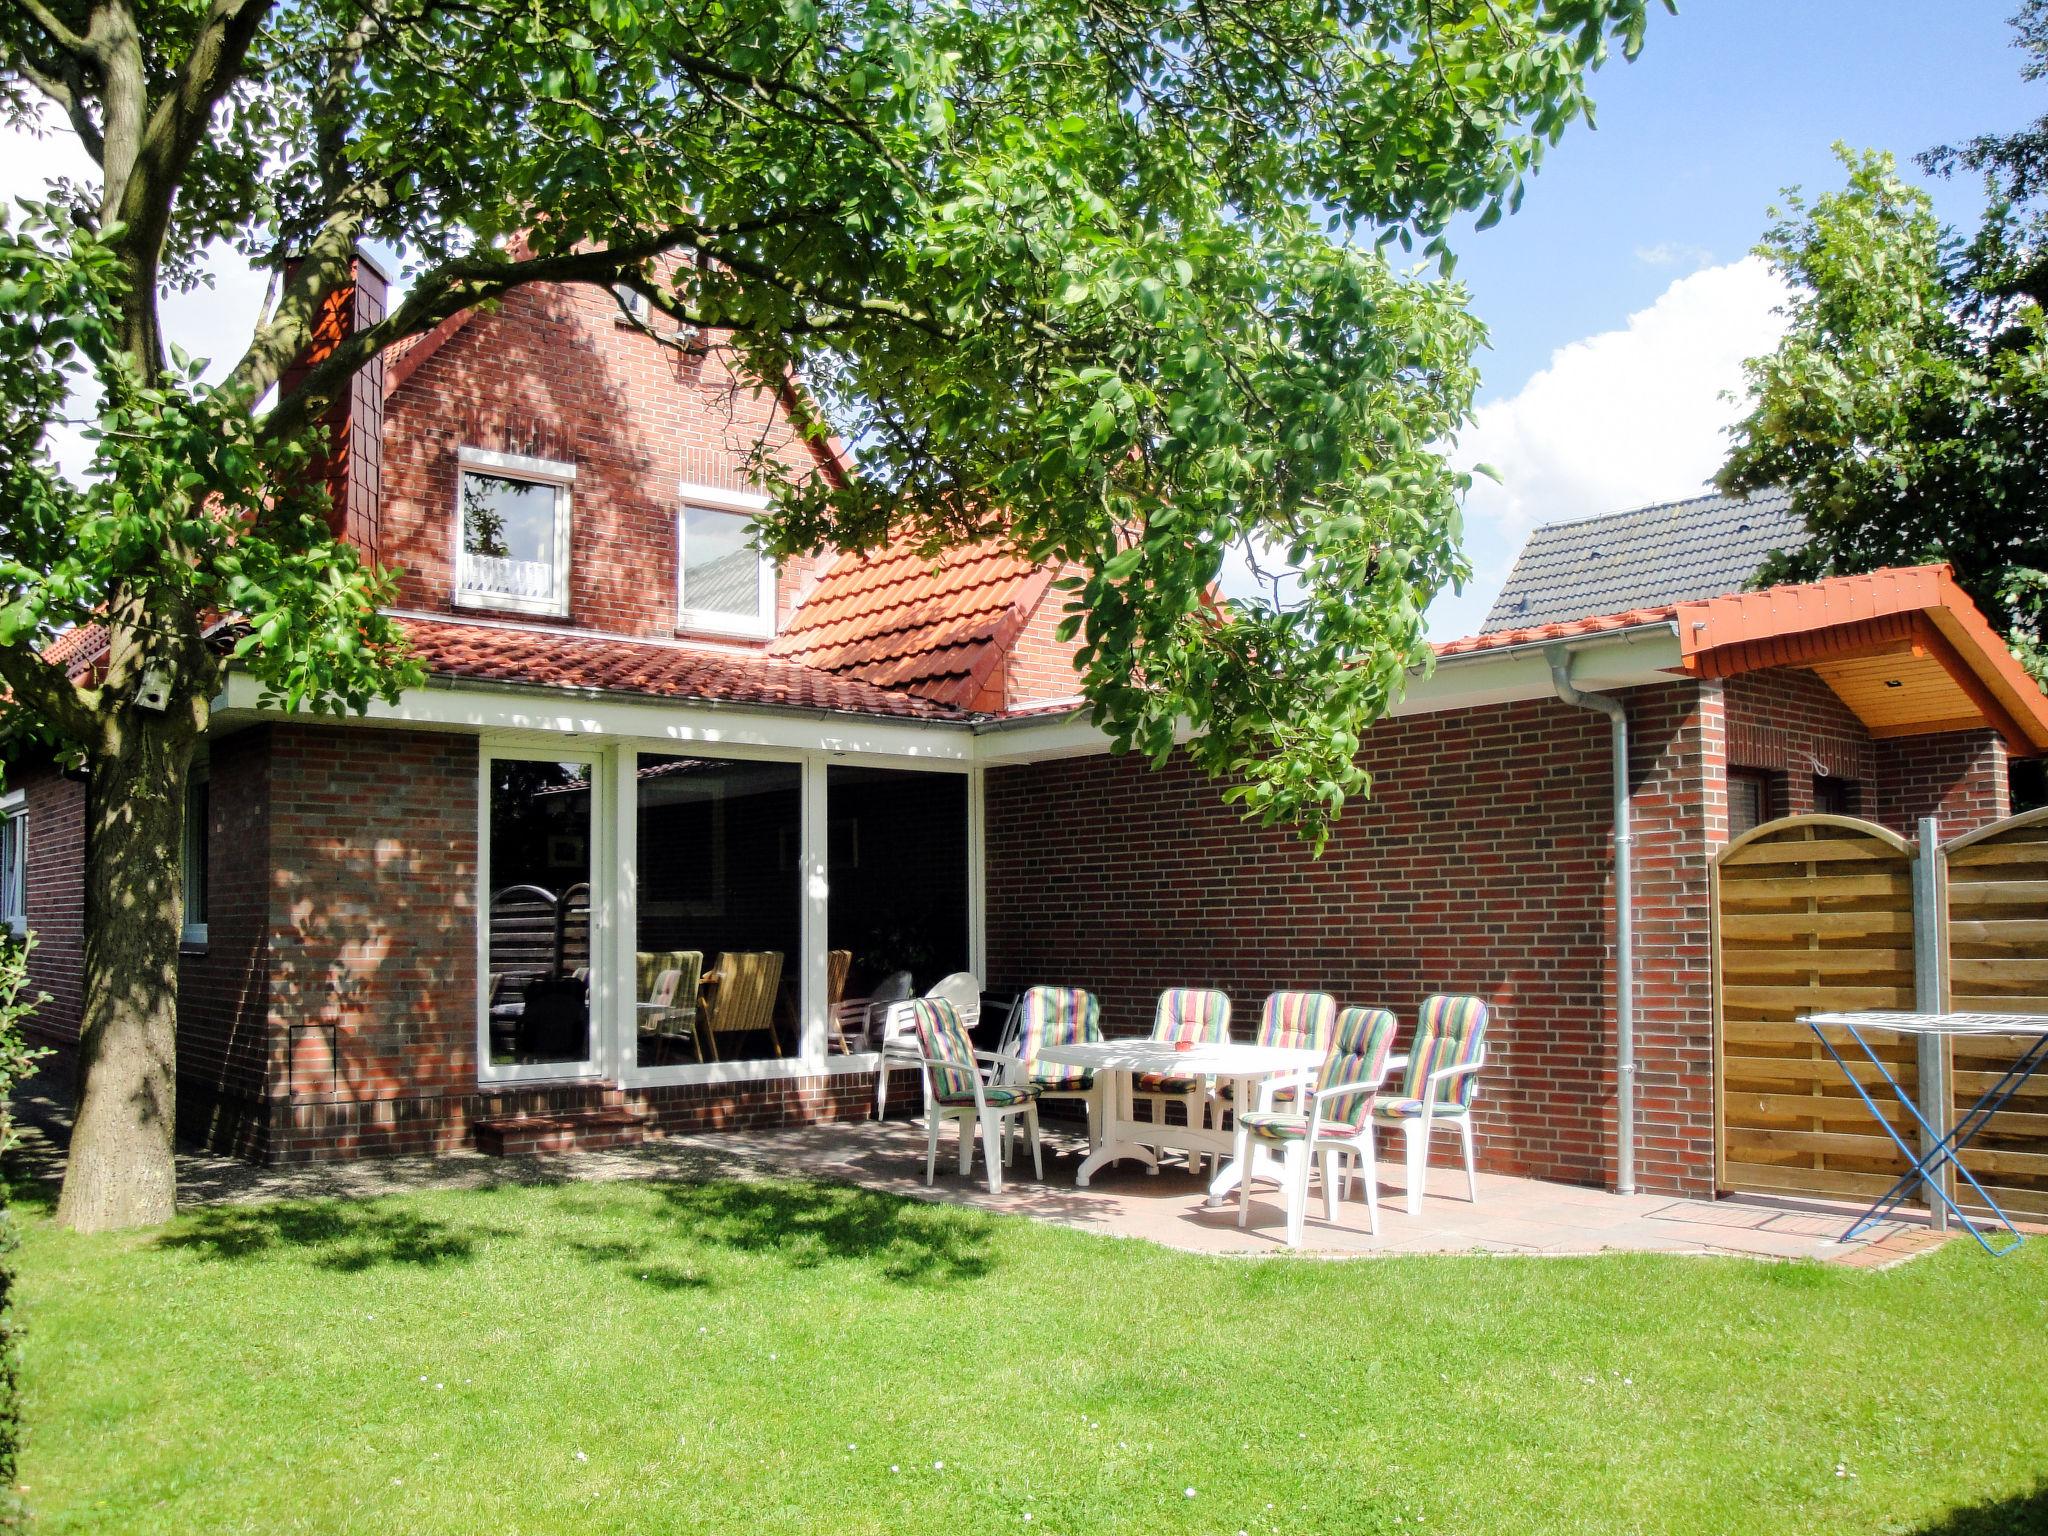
[486,759,592,1066]
[636,755,801,1066]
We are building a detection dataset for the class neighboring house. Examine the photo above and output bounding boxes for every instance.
[8,269,2048,1208]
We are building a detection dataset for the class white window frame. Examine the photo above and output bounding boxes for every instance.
[615,741,979,1090]
[0,789,25,939]
[453,446,577,618]
[676,481,775,639]
[181,761,209,949]
[477,744,611,1085]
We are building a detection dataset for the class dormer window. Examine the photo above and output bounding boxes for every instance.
[454,447,576,617]
[677,483,775,638]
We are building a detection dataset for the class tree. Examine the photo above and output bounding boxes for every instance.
[1719,10,2048,681]
[1,0,1660,1229]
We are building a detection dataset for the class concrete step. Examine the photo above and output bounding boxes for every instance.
[471,1106,649,1157]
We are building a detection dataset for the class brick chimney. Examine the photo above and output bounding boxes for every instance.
[278,246,390,561]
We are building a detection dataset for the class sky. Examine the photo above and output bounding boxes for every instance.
[3,2,2042,638]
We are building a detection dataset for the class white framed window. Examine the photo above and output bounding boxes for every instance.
[677,482,775,638]
[0,790,25,939]
[182,764,209,948]
[454,447,576,617]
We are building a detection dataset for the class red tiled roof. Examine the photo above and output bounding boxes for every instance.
[397,615,964,720]
[769,542,1054,711]
[1433,606,1677,658]
[40,622,111,680]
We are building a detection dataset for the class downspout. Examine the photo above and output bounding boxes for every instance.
[1546,645,1636,1196]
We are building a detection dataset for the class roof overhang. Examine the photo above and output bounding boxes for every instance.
[1676,565,2048,756]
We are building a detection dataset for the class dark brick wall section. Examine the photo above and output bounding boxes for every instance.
[175,728,274,1155]
[17,766,85,1046]
[1724,668,1877,812]
[1875,729,2010,838]
[984,681,1719,1196]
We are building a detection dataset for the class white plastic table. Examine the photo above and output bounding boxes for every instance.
[1036,1040,1324,1192]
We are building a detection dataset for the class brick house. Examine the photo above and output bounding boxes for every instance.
[7,260,2047,1198]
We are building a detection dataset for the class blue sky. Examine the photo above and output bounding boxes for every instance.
[1421,0,2043,638]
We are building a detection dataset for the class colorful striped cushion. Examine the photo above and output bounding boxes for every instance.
[1240,1111,1365,1142]
[1256,990,1338,1052]
[1013,986,1102,1089]
[1150,988,1231,1047]
[935,1083,1037,1108]
[911,997,981,1102]
[1317,1006,1399,1130]
[1395,994,1488,1110]
[1135,1072,1202,1093]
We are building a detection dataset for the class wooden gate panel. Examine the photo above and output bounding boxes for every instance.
[1945,809,2048,1219]
[1714,817,1919,1204]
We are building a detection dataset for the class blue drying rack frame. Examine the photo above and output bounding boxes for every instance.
[1802,1011,2048,1257]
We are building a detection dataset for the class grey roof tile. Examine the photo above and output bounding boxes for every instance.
[1480,488,1807,633]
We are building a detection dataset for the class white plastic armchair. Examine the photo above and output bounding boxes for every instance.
[906,998,1043,1194]
[1234,1005,1400,1246]
[1371,995,1490,1216]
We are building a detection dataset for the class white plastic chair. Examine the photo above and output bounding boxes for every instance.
[1371,995,1489,1216]
[875,971,979,1119]
[907,998,1042,1194]
[1234,1006,1399,1246]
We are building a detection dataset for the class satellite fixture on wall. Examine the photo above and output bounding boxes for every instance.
[134,665,172,712]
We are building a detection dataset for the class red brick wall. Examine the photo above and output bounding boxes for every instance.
[984,681,1719,1196]
[378,284,836,642]
[1874,728,2009,837]
[1005,580,1086,708]
[16,765,85,1046]
[175,729,274,1155]
[262,723,479,1157]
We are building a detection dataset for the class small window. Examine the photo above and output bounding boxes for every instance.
[0,792,25,938]
[1813,776,1860,818]
[678,498,774,637]
[1728,769,1775,842]
[454,448,576,617]
[182,769,210,948]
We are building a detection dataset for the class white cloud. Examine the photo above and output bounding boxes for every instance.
[1427,255,1794,640]
[1633,240,1715,270]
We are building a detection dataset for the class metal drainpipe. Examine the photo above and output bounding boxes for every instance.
[1546,645,1636,1196]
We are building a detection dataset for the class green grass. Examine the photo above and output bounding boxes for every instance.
[9,1174,2048,1535]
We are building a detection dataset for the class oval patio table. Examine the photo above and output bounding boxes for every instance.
[1036,1039,1325,1195]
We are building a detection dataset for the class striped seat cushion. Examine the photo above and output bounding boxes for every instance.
[1240,1111,1364,1142]
[1135,1072,1202,1093]
[1013,986,1103,1089]
[1031,1069,1094,1092]
[934,1083,1038,1108]
[1373,1096,1472,1121]
[1215,1082,1298,1104]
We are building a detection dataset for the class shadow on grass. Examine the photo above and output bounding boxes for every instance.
[638,1179,996,1287]
[1913,1481,2048,1535]
[156,1199,511,1272]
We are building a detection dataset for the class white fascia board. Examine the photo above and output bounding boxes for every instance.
[972,622,1684,765]
[213,671,977,763]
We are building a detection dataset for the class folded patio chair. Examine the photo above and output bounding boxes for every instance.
[868,969,931,1119]
[1132,987,1231,1173]
[1235,1005,1399,1246]
[699,950,785,1060]
[1005,986,1104,1149]
[908,997,1043,1195]
[1214,990,1338,1115]
[1371,994,1489,1217]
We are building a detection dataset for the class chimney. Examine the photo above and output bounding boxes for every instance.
[278,246,390,561]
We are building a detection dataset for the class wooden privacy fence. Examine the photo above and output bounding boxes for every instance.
[1713,806,2048,1216]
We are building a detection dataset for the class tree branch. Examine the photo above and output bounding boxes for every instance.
[17,0,96,63]
[0,635,100,745]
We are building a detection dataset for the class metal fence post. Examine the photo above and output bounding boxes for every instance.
[1913,816,1951,1230]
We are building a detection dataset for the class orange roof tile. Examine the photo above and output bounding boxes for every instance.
[398,615,964,719]
[769,542,1053,710]
[1433,606,1677,657]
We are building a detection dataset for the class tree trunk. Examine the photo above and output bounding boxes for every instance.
[54,709,195,1233]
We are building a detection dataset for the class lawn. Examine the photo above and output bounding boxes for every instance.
[9,1174,2048,1535]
